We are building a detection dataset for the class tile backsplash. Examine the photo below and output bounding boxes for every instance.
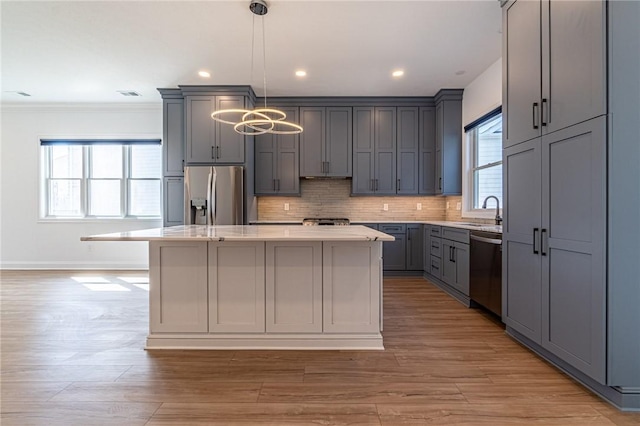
[258,179,446,221]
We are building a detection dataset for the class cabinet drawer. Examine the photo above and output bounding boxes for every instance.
[380,224,406,233]
[430,237,442,258]
[442,227,470,244]
[430,255,442,279]
[430,225,442,237]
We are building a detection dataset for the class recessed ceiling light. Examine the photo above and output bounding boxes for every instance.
[295,70,307,77]
[117,90,141,97]
[392,70,404,77]
[455,70,466,76]
[198,71,211,78]
[4,91,31,97]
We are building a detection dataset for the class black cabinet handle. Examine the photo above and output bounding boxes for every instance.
[439,177,442,190]
[326,161,330,173]
[397,179,400,191]
[541,229,548,256]
[533,102,539,129]
[533,228,539,254]
[452,246,456,263]
[211,146,215,159]
[541,98,548,126]
[375,179,379,191]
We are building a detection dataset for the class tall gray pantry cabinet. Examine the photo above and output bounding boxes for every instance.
[501,0,640,410]
[158,86,257,226]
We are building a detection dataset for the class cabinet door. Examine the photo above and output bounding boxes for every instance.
[266,242,322,333]
[323,242,380,333]
[208,242,265,333]
[382,233,406,271]
[542,1,606,134]
[215,96,245,163]
[254,132,277,195]
[454,242,470,296]
[441,240,457,287]
[149,241,208,333]
[299,107,325,177]
[419,107,436,194]
[163,177,184,226]
[374,107,397,194]
[440,100,462,196]
[352,107,375,194]
[435,103,443,194]
[423,225,431,273]
[185,96,215,164]
[163,98,184,176]
[503,0,542,148]
[325,107,352,177]
[276,107,300,194]
[540,117,606,383]
[396,107,419,194]
[503,138,542,343]
[406,224,423,271]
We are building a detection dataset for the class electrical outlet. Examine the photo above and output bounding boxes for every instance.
[284,203,289,211]
[446,201,450,209]
[383,203,388,211]
[417,203,422,210]
[456,202,461,210]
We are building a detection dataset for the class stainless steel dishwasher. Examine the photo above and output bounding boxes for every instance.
[469,231,502,317]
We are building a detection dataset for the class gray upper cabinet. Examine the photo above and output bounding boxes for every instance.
[396,107,419,194]
[503,0,605,148]
[185,95,245,164]
[419,107,436,195]
[163,98,184,176]
[352,107,397,195]
[434,91,463,195]
[255,107,300,195]
[299,107,352,177]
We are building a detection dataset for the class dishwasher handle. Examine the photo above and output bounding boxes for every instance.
[470,234,502,245]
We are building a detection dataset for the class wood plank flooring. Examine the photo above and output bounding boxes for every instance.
[1,271,639,425]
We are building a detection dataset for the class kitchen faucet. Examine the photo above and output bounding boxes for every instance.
[482,196,502,225]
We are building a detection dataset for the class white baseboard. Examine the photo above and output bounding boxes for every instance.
[0,260,148,270]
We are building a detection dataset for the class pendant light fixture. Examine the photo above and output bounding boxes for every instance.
[210,0,303,135]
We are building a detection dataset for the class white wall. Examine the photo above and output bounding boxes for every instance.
[0,104,162,269]
[462,58,502,126]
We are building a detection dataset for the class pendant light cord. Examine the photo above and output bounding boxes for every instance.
[262,16,267,109]
[250,14,255,92]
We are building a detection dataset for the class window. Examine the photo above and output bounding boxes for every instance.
[41,139,161,219]
[463,108,502,216]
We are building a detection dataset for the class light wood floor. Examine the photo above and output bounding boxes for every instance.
[1,271,639,425]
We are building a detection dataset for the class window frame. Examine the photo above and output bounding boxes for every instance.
[462,108,503,219]
[40,138,162,221]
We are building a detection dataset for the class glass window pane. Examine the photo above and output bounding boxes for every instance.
[49,179,82,216]
[130,145,161,178]
[129,180,161,216]
[51,146,82,178]
[91,146,122,178]
[474,165,503,209]
[476,115,502,167]
[89,180,121,216]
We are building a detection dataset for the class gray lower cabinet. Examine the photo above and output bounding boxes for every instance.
[419,107,436,195]
[434,90,463,195]
[423,225,431,273]
[255,107,300,195]
[299,107,352,177]
[406,224,423,271]
[352,107,397,195]
[163,177,184,227]
[441,239,470,296]
[503,116,606,383]
[396,107,419,194]
[163,98,184,176]
[185,95,245,164]
[380,224,406,271]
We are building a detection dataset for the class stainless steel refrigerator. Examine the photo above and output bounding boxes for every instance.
[184,166,243,225]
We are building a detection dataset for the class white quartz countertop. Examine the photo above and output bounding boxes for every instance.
[81,225,395,242]
[253,220,502,233]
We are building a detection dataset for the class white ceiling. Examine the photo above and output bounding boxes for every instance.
[1,0,502,104]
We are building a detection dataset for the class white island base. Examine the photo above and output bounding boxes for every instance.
[84,226,392,350]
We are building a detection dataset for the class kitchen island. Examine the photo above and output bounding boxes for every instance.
[82,225,394,350]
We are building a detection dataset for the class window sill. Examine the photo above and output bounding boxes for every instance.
[461,209,502,220]
[38,218,162,224]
